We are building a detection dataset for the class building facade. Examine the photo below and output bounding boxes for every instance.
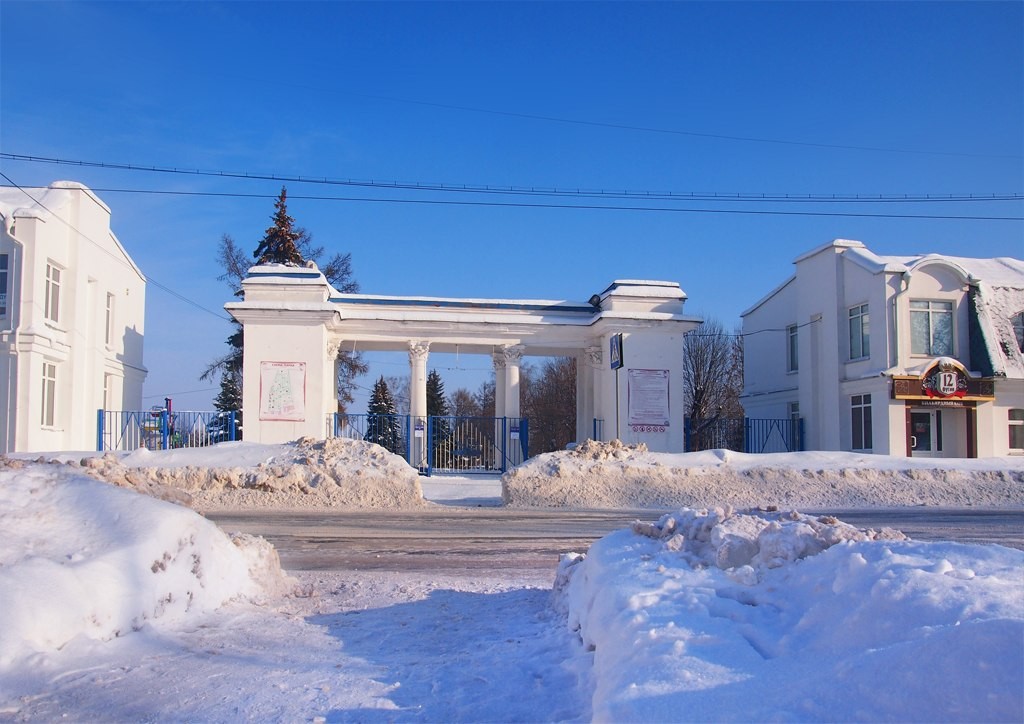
[0,182,147,453]
[741,239,1024,458]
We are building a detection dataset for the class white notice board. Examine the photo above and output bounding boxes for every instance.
[259,361,306,421]
[628,368,670,428]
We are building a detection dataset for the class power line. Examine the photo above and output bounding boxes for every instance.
[46,185,1024,221]
[2,152,1020,205]
[249,83,1022,161]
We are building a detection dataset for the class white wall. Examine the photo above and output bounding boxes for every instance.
[0,183,146,452]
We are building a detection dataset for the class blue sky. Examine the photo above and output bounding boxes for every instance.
[1,1,1021,413]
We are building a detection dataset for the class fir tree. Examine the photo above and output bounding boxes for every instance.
[202,188,368,414]
[426,369,452,459]
[253,188,303,265]
[365,377,402,454]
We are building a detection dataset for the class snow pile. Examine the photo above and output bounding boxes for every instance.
[66,436,425,511]
[557,506,1024,722]
[0,464,299,666]
[504,442,1024,508]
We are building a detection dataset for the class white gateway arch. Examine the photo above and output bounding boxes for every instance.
[227,264,701,456]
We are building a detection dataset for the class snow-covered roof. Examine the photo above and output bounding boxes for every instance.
[0,181,110,225]
[861,251,1024,379]
[0,181,144,281]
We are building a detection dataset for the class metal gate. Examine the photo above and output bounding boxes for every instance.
[428,416,527,475]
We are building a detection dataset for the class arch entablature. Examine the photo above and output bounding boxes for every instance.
[227,265,702,452]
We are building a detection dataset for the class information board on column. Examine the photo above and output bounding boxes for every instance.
[259,361,306,421]
[628,368,670,430]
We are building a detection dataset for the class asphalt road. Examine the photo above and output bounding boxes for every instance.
[207,506,1024,572]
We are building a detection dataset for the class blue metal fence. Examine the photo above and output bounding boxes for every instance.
[326,413,528,475]
[97,409,237,451]
[684,417,803,453]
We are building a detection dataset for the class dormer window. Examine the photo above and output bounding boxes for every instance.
[1013,311,1024,352]
[910,300,953,356]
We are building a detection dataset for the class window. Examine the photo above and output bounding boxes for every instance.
[1013,312,1024,353]
[851,394,872,451]
[849,303,870,360]
[105,293,115,346]
[787,324,799,372]
[41,361,57,427]
[788,401,800,422]
[1010,409,1024,453]
[103,373,113,410]
[44,262,61,324]
[910,300,953,356]
[0,253,8,316]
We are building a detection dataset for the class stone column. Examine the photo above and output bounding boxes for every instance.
[408,341,430,469]
[502,345,524,419]
[492,351,507,418]
[578,345,602,441]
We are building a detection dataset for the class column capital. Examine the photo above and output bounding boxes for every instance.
[408,341,430,362]
[327,339,342,359]
[502,344,524,365]
[492,351,507,370]
[585,345,603,368]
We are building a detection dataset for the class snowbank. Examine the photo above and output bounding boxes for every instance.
[504,440,1024,508]
[557,505,1024,722]
[42,436,426,511]
[0,464,298,666]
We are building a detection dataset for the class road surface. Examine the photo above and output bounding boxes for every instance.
[207,505,1024,572]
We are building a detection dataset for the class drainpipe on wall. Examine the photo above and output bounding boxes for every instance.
[1,224,24,455]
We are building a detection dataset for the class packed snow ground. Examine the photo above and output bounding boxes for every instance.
[1,439,1022,722]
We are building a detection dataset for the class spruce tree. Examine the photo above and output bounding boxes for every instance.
[203,188,368,415]
[253,188,303,265]
[426,369,452,460]
[365,376,402,454]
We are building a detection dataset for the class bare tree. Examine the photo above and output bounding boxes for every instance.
[682,318,744,450]
[521,357,577,454]
[448,387,481,417]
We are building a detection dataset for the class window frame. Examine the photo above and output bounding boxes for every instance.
[44,261,62,325]
[848,303,870,360]
[786,324,799,372]
[41,361,57,428]
[910,299,954,356]
[851,393,873,451]
[105,292,115,347]
[0,253,9,317]
[1010,409,1024,454]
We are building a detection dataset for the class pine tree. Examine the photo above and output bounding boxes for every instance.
[365,377,402,454]
[253,188,303,265]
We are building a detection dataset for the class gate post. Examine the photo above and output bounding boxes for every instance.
[501,417,508,473]
[160,410,170,450]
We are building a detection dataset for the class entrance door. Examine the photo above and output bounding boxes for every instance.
[910,410,939,457]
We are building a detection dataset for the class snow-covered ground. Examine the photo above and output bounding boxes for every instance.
[1,439,1022,722]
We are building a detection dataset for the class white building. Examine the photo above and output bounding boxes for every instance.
[226,267,701,455]
[0,182,147,453]
[741,239,1024,458]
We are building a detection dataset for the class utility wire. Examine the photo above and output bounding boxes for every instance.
[2,152,1020,205]
[258,84,1022,161]
[36,185,1024,221]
